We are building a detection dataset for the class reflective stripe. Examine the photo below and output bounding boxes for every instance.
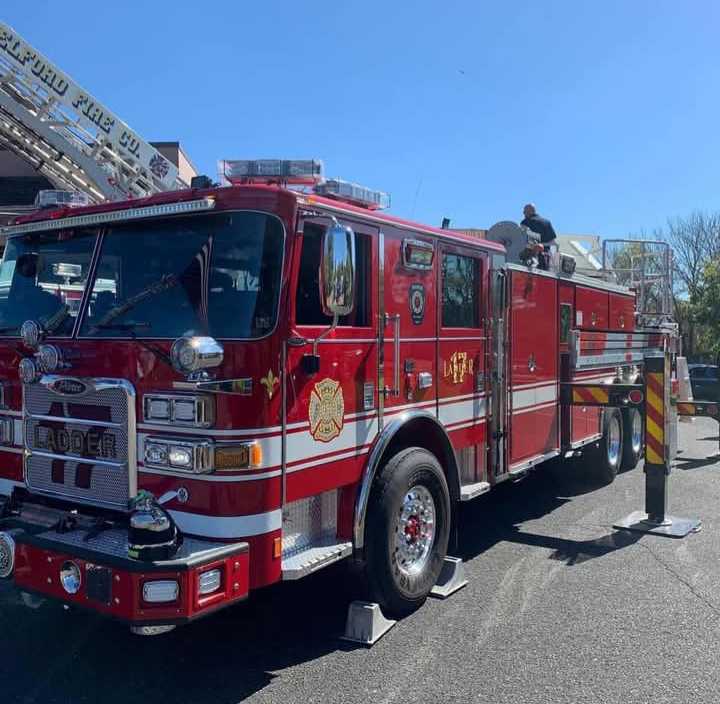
[512,383,557,410]
[169,508,282,538]
[438,396,486,425]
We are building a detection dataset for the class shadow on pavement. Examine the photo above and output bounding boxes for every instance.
[0,460,637,703]
[0,562,363,704]
[457,460,640,566]
[675,454,720,471]
[505,528,642,566]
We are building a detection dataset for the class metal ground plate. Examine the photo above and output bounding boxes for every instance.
[613,510,701,538]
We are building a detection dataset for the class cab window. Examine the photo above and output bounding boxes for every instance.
[441,252,480,328]
[295,223,370,326]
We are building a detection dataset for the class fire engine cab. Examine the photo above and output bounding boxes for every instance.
[0,159,669,633]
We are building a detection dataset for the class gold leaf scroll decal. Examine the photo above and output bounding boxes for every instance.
[308,378,345,442]
[260,369,279,400]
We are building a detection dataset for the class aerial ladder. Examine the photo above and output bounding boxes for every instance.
[0,22,183,203]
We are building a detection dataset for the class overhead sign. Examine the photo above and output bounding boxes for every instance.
[0,23,178,196]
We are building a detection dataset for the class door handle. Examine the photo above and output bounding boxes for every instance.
[384,313,401,396]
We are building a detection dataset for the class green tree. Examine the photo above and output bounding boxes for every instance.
[694,259,720,359]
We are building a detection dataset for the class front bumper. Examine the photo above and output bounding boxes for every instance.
[0,505,249,626]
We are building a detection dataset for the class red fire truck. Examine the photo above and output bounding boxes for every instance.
[0,160,667,633]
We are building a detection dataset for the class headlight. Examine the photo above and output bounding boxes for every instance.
[0,417,14,446]
[143,394,214,427]
[145,397,171,421]
[143,437,212,474]
[59,561,82,594]
[168,446,193,468]
[145,441,169,466]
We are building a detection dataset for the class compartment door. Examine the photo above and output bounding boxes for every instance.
[508,270,559,468]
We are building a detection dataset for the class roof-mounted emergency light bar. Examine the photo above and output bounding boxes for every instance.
[220,159,324,186]
[315,178,390,211]
[220,159,390,210]
[34,190,92,210]
[1,197,215,237]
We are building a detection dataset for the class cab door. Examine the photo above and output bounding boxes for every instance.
[285,216,380,505]
[436,243,489,492]
[378,232,437,426]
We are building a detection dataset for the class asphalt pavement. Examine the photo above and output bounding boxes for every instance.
[2,418,720,704]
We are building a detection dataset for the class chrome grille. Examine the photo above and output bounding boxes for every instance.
[24,377,136,511]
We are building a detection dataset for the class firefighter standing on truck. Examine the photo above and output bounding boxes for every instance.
[521,203,558,269]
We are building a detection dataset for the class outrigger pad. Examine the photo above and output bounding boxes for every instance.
[614,510,701,538]
[430,556,468,599]
[341,601,396,646]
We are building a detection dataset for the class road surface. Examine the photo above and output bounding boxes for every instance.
[2,418,719,703]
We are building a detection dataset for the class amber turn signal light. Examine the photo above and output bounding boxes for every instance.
[214,442,262,471]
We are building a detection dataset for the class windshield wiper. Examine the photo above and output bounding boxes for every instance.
[93,274,178,332]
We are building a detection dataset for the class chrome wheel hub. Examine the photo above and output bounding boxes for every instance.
[394,485,436,576]
[607,415,621,466]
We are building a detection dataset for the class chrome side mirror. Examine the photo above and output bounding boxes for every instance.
[171,336,224,378]
[319,221,356,318]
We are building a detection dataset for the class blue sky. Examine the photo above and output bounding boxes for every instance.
[5,1,720,236]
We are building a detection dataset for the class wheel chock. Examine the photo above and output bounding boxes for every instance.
[430,556,468,599]
[341,601,396,646]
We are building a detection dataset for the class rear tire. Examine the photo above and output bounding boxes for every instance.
[588,408,624,484]
[364,447,451,618]
[621,407,643,470]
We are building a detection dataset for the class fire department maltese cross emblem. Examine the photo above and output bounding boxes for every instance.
[309,378,345,443]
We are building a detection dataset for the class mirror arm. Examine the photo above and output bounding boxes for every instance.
[312,313,339,357]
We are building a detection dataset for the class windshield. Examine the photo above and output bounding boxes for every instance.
[80,211,285,339]
[0,231,98,336]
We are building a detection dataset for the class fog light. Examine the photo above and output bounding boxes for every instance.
[60,561,82,594]
[0,532,15,578]
[143,579,179,603]
[198,569,222,595]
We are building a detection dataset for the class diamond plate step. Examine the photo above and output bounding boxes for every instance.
[282,540,352,580]
[460,481,490,501]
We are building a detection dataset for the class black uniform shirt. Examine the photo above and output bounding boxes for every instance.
[521,214,557,244]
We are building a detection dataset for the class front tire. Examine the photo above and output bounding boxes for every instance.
[364,448,451,618]
[588,408,624,484]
